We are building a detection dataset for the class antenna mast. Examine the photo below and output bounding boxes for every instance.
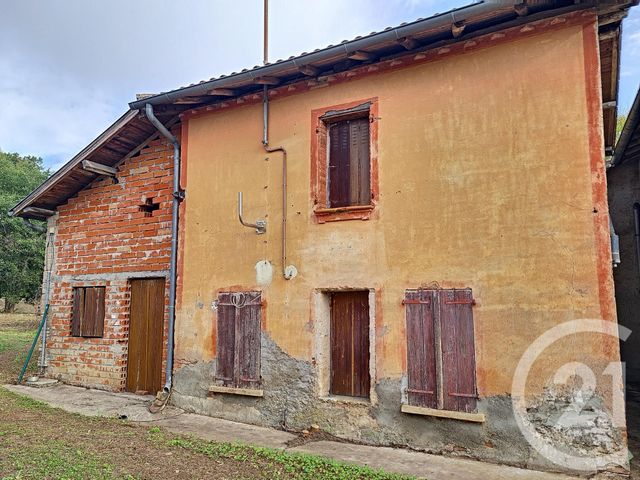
[263,0,268,65]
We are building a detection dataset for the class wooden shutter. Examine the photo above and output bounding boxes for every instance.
[71,287,85,337]
[330,291,370,398]
[328,121,351,208]
[328,118,371,208]
[440,289,477,412]
[236,293,262,388]
[215,292,236,386]
[405,289,438,408]
[349,118,370,206]
[71,286,105,337]
[215,291,262,388]
[83,287,105,337]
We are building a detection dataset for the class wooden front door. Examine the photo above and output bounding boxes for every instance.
[330,291,370,398]
[126,278,165,394]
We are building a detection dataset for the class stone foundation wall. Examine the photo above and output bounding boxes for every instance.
[171,333,627,476]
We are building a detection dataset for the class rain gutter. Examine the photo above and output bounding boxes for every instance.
[129,1,501,110]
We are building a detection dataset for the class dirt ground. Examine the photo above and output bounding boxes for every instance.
[0,313,412,480]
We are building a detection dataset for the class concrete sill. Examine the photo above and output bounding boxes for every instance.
[320,395,371,406]
[401,404,485,423]
[208,385,264,398]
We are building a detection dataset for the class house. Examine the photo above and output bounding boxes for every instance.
[10,1,637,475]
[608,87,640,382]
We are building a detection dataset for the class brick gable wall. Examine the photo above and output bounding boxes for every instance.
[45,132,177,391]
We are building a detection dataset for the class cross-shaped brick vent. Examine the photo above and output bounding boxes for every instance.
[139,198,160,217]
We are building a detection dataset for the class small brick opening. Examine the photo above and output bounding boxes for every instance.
[139,198,160,217]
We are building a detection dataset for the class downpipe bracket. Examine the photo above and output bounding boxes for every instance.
[173,190,186,202]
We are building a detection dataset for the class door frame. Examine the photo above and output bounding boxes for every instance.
[312,288,377,403]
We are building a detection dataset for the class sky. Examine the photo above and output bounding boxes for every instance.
[1,0,639,171]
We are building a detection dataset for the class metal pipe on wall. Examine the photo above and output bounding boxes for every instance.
[264,145,293,279]
[39,231,55,372]
[20,217,51,374]
[262,0,295,280]
[144,103,182,392]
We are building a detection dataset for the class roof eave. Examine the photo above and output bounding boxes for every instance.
[128,1,507,110]
[9,109,140,219]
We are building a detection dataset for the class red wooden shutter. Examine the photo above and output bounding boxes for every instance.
[236,292,262,388]
[83,287,105,337]
[405,289,438,408]
[330,291,370,398]
[215,293,236,386]
[328,121,351,208]
[71,287,85,337]
[349,118,370,206]
[440,289,477,412]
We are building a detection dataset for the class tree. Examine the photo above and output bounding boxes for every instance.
[617,113,628,142]
[0,151,50,312]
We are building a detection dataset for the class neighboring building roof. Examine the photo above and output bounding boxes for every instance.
[611,86,640,167]
[12,0,636,219]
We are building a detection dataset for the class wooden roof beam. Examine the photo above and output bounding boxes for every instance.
[598,10,628,27]
[348,50,375,61]
[23,206,55,217]
[599,29,619,41]
[254,76,280,85]
[173,97,208,104]
[298,65,320,76]
[81,160,118,177]
[452,22,466,38]
[514,3,529,17]
[398,37,419,50]
[207,88,236,96]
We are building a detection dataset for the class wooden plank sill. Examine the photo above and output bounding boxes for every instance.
[208,385,264,397]
[314,204,374,223]
[314,205,374,215]
[401,404,485,423]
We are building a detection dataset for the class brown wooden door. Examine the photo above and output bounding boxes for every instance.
[127,278,165,394]
[330,291,370,398]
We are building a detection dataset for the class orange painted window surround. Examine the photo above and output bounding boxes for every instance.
[310,98,379,223]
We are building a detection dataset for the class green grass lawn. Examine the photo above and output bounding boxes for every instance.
[0,314,416,480]
[0,313,39,384]
[0,388,415,480]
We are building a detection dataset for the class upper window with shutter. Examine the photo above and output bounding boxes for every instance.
[215,291,262,390]
[327,117,370,208]
[71,286,106,338]
[311,98,379,223]
[404,288,478,413]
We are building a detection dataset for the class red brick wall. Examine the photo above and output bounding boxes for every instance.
[46,132,177,391]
